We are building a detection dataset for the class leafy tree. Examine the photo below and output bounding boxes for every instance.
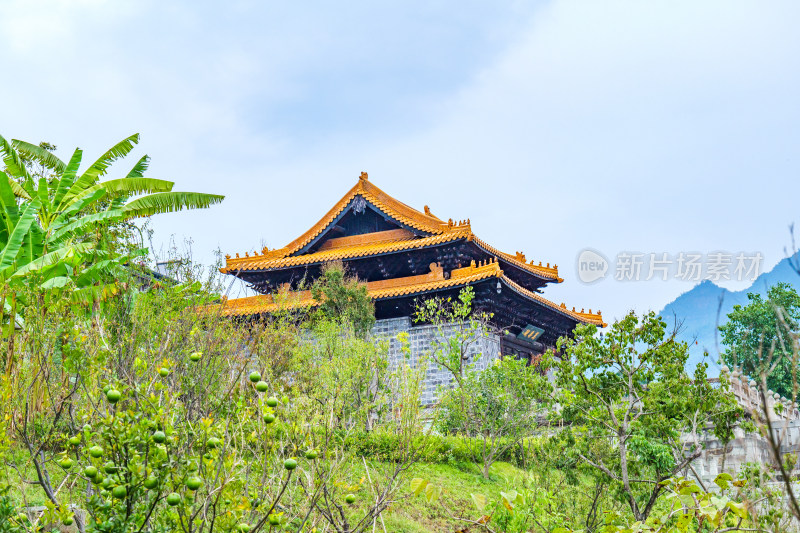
[417,287,551,478]
[556,312,742,522]
[720,282,800,399]
[311,260,375,338]
[438,355,552,479]
[293,318,388,432]
[414,286,490,383]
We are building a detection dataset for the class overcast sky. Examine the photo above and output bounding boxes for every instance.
[2,0,800,321]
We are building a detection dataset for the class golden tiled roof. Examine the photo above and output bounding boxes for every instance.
[221,173,562,281]
[222,230,561,282]
[215,259,604,327]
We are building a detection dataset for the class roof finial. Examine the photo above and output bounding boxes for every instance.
[424,205,432,215]
[359,171,368,181]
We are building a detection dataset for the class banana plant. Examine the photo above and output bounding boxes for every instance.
[0,132,224,312]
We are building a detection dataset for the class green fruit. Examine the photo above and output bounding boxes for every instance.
[158,367,170,377]
[84,465,98,478]
[263,413,276,424]
[102,385,111,394]
[102,477,112,489]
[91,474,103,485]
[238,524,251,532]
[112,485,127,499]
[103,462,117,474]
[305,450,318,460]
[345,493,356,504]
[284,458,297,470]
[255,381,269,393]
[248,371,261,383]
[186,476,203,491]
[189,352,202,362]
[68,435,81,445]
[106,389,122,403]
[63,516,74,526]
[266,396,279,408]
[166,492,181,506]
[89,445,104,458]
[207,437,221,448]
[144,476,158,489]
[268,514,280,526]
[58,457,74,469]
[153,430,166,444]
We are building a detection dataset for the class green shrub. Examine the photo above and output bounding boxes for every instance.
[344,430,538,467]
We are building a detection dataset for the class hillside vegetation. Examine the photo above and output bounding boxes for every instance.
[1,136,799,533]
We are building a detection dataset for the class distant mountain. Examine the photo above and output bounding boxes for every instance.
[658,254,800,375]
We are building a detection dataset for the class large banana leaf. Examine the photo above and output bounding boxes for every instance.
[0,199,40,271]
[0,170,20,232]
[64,133,140,200]
[51,189,107,228]
[122,191,224,218]
[9,243,92,280]
[12,139,66,173]
[49,210,124,244]
[53,148,83,209]
[81,177,174,200]
[125,154,150,178]
[0,135,32,199]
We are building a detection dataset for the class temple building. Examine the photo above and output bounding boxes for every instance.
[219,172,603,373]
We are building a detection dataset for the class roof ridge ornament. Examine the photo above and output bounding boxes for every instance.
[353,195,367,214]
[359,171,368,181]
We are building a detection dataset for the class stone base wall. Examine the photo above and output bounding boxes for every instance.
[372,317,501,405]
[694,420,800,483]
[692,366,800,484]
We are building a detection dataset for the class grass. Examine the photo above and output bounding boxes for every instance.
[381,460,529,532]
